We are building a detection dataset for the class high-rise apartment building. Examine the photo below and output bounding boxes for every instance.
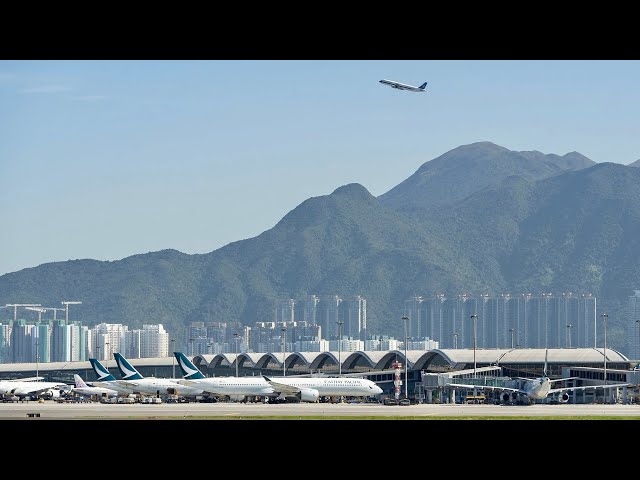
[627,290,640,361]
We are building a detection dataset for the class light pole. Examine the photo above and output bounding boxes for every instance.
[636,319,640,359]
[453,332,458,349]
[470,314,478,379]
[602,313,608,393]
[171,339,176,378]
[401,316,409,400]
[566,324,573,348]
[509,328,514,349]
[105,341,110,371]
[35,337,39,379]
[281,325,287,377]
[336,320,343,376]
[234,333,240,377]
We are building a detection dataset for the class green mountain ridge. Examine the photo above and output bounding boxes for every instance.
[1,142,638,354]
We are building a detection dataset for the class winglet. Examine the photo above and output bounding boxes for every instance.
[263,375,272,382]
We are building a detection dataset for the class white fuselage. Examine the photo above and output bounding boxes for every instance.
[93,380,137,396]
[379,79,425,92]
[117,377,207,397]
[181,376,383,398]
[0,380,69,398]
[72,385,119,398]
[522,377,552,400]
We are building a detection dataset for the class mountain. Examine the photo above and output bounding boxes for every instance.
[629,159,640,167]
[378,141,595,212]
[1,143,638,353]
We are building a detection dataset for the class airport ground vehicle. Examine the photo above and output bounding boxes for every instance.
[140,396,162,404]
[383,397,411,406]
[465,395,486,404]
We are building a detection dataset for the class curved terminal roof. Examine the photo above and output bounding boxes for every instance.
[0,347,631,378]
[433,347,628,367]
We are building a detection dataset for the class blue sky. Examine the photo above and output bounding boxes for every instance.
[1,60,639,276]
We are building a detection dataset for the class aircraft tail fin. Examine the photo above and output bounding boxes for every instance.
[174,352,206,379]
[113,352,144,380]
[419,82,428,90]
[89,358,117,382]
[73,374,90,389]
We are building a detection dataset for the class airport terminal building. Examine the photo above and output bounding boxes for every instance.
[0,347,637,404]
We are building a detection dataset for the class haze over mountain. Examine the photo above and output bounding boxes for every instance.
[378,141,595,213]
[1,141,638,354]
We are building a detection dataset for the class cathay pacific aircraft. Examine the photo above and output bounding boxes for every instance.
[174,351,383,403]
[89,358,138,396]
[379,79,428,92]
[113,352,210,399]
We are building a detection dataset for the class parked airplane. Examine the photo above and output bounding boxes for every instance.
[89,358,138,396]
[0,378,70,400]
[379,79,428,92]
[448,349,630,404]
[113,352,210,399]
[174,351,383,402]
[70,374,119,399]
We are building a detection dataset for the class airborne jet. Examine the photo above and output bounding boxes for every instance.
[379,79,428,92]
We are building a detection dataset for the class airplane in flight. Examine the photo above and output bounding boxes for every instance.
[174,351,383,402]
[112,352,210,399]
[379,79,428,92]
[70,374,119,399]
[0,378,70,400]
[447,349,630,404]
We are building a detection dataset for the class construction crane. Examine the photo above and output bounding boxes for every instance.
[3,304,42,321]
[40,307,65,321]
[24,306,65,321]
[24,306,46,322]
[61,301,82,323]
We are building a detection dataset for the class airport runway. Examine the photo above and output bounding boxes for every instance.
[2,401,640,419]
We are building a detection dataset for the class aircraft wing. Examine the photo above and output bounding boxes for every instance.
[17,382,67,396]
[117,380,139,387]
[177,379,199,386]
[11,376,45,382]
[262,376,300,396]
[549,383,631,394]
[548,377,580,383]
[448,383,523,394]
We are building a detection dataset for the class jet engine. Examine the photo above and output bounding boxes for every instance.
[500,392,512,403]
[40,389,62,399]
[558,392,570,403]
[297,388,320,402]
